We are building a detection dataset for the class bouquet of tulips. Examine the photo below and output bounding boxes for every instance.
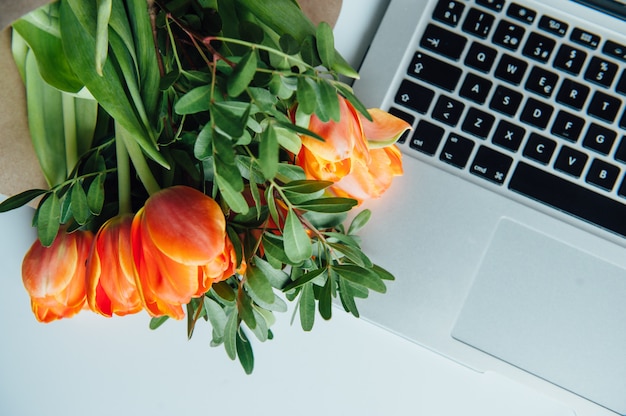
[0,0,409,373]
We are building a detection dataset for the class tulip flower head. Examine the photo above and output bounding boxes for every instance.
[86,214,142,317]
[131,186,237,319]
[22,229,94,323]
[296,96,410,202]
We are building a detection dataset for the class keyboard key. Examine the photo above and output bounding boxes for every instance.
[495,54,528,85]
[489,85,523,116]
[465,42,497,72]
[420,24,468,60]
[523,133,556,164]
[556,78,590,110]
[395,79,435,114]
[554,146,588,177]
[432,95,464,126]
[509,162,626,237]
[603,40,626,62]
[586,159,620,191]
[388,108,415,143]
[525,66,558,97]
[470,146,513,184]
[582,123,617,155]
[476,0,505,12]
[492,120,525,151]
[615,71,626,96]
[507,3,536,24]
[520,98,554,129]
[460,73,493,104]
[538,15,568,37]
[462,107,495,139]
[619,110,626,130]
[584,56,618,88]
[571,28,601,49]
[409,120,444,155]
[522,32,556,63]
[408,52,462,91]
[618,178,626,198]
[440,133,475,168]
[614,136,626,163]
[492,20,525,51]
[462,8,495,38]
[551,110,585,142]
[587,91,622,123]
[432,0,465,27]
[553,44,587,75]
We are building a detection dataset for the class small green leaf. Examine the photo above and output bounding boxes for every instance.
[259,124,279,180]
[0,189,48,213]
[283,267,326,292]
[211,281,236,303]
[283,208,312,264]
[316,21,335,69]
[237,290,257,330]
[334,265,387,294]
[279,33,300,54]
[348,209,372,234]
[373,264,396,281]
[203,296,228,339]
[227,50,258,97]
[245,263,276,305]
[338,277,360,317]
[211,101,250,139]
[174,84,211,115]
[261,233,292,265]
[294,197,358,213]
[224,310,239,360]
[194,123,214,160]
[296,76,317,115]
[216,174,249,214]
[149,316,169,329]
[253,256,290,289]
[274,125,302,155]
[319,275,333,320]
[236,330,254,374]
[328,243,373,268]
[316,79,340,122]
[71,182,90,225]
[86,173,105,215]
[37,193,61,247]
[282,179,333,194]
[299,282,316,331]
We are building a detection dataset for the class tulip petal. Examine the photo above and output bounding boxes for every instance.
[359,108,411,149]
[301,96,362,162]
[143,186,226,265]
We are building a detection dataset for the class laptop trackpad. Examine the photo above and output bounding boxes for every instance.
[451,219,626,414]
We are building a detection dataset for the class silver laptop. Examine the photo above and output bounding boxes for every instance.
[352,0,626,414]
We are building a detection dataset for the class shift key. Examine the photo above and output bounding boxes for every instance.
[408,52,462,91]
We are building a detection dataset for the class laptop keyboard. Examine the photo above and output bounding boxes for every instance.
[389,0,626,238]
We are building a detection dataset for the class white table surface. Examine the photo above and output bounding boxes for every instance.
[0,1,576,415]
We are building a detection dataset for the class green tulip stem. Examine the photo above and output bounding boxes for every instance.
[115,129,132,215]
[115,121,161,197]
[62,93,78,176]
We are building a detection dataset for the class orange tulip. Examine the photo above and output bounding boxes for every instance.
[130,186,237,319]
[86,214,142,317]
[296,96,410,202]
[22,229,94,323]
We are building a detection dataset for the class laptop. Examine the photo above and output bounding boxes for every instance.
[351,0,626,414]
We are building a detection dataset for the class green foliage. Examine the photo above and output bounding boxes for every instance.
[6,0,397,374]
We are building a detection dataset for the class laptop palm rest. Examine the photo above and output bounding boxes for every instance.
[451,219,626,414]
